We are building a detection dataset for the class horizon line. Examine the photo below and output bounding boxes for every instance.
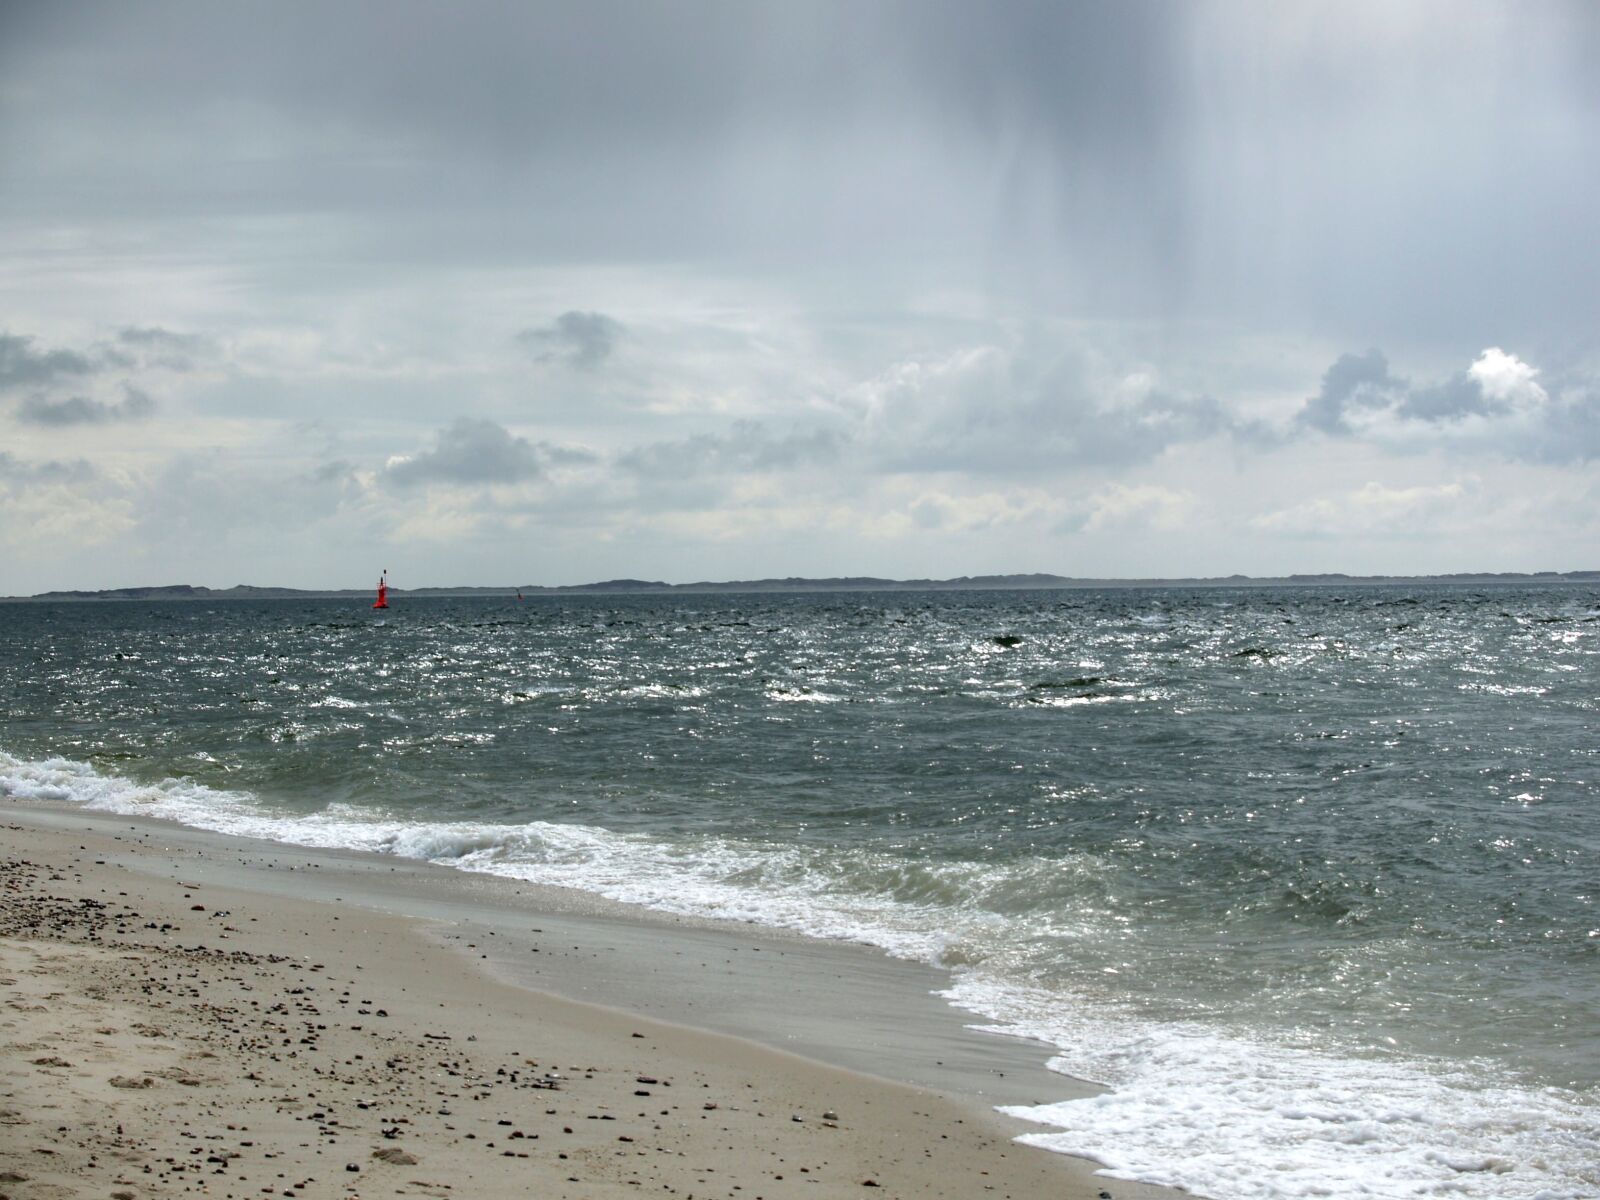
[9,567,1600,602]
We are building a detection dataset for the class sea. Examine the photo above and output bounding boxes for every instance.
[1,585,1595,1199]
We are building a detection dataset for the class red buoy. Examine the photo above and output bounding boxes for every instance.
[372,570,389,609]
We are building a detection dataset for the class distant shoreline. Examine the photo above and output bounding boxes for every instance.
[7,569,1598,602]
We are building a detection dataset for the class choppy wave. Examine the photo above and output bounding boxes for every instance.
[4,745,1595,1200]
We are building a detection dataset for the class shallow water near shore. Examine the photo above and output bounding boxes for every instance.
[3,584,1597,1198]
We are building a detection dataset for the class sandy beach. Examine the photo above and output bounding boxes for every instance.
[1,804,1187,1200]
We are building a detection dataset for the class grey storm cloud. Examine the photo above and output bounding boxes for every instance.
[1542,379,1600,463]
[1085,390,1232,462]
[137,453,358,539]
[1290,348,1600,462]
[1397,375,1496,423]
[1296,351,1403,435]
[0,332,96,391]
[0,451,96,484]
[898,398,1231,473]
[116,326,209,370]
[14,1,1596,342]
[1293,350,1514,435]
[618,422,844,478]
[383,418,593,488]
[870,343,1240,475]
[18,386,156,426]
[937,388,1235,474]
[516,312,624,370]
[1,2,1598,589]
[310,459,358,486]
[1,327,201,399]
[117,326,204,350]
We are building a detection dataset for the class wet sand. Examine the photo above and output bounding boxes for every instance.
[1,804,1190,1200]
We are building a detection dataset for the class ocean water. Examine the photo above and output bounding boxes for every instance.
[2,586,1596,1198]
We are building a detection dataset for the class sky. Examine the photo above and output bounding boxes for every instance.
[1,0,1597,592]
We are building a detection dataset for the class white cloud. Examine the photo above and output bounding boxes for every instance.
[849,336,1234,474]
[1467,346,1546,408]
[0,454,134,554]
[4,310,1599,590]
[1079,483,1196,533]
[901,487,1067,535]
[1250,480,1471,539]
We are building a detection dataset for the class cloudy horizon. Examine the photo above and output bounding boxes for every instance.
[2,1,1596,593]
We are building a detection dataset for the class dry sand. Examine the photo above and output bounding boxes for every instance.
[2,807,1189,1200]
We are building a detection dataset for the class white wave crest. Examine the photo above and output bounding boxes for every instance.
[959,977,1599,1200]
